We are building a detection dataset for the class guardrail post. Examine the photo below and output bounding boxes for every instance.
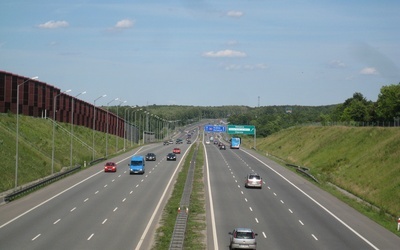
[397,217,400,231]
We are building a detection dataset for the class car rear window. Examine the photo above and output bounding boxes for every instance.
[236,232,254,239]
[249,175,260,180]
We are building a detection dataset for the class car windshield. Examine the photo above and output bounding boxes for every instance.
[236,231,254,239]
[131,161,142,166]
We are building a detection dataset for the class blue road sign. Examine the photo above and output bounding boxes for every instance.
[204,125,226,132]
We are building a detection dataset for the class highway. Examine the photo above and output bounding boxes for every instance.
[204,133,400,249]
[1,127,400,250]
[0,128,197,250]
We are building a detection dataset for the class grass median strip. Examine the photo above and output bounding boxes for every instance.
[152,143,206,249]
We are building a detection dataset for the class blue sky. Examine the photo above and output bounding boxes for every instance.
[1,0,399,107]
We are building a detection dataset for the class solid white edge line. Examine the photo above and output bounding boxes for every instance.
[134,143,193,250]
[241,149,380,250]
[204,140,219,250]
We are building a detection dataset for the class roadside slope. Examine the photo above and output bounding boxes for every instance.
[244,126,400,220]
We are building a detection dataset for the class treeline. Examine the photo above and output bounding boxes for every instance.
[110,83,400,138]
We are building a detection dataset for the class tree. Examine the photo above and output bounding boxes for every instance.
[375,83,400,121]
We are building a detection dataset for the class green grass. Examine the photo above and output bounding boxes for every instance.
[0,113,129,193]
[242,125,400,236]
[152,141,206,249]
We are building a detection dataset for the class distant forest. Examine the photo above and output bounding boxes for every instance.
[109,83,400,138]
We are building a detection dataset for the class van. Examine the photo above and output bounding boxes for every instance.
[129,155,145,174]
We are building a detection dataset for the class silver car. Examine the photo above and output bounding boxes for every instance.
[244,173,262,189]
[229,227,258,249]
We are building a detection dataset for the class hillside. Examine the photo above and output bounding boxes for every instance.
[243,126,400,220]
[0,113,126,193]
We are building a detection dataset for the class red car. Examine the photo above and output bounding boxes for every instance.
[104,162,117,172]
[173,148,181,154]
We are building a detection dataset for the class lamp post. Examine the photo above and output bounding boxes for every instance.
[15,76,38,189]
[124,105,135,151]
[106,97,119,158]
[116,100,126,152]
[70,91,86,167]
[134,108,142,145]
[92,94,106,161]
[51,89,71,175]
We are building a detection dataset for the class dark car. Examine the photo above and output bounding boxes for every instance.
[145,152,156,161]
[104,162,117,172]
[167,153,177,161]
[219,144,226,150]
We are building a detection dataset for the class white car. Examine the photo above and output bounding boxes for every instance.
[205,141,210,144]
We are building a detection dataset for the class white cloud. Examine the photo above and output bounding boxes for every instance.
[360,67,379,75]
[226,40,238,46]
[224,63,267,71]
[226,10,244,18]
[203,49,246,58]
[38,20,69,29]
[329,60,346,68]
[115,19,134,29]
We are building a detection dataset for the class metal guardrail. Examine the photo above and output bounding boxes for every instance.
[89,157,106,166]
[4,165,81,202]
[286,163,319,183]
[169,146,198,250]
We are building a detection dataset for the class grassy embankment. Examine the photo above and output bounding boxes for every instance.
[0,113,126,193]
[242,126,400,235]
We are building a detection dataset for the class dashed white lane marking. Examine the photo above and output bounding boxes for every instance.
[280,200,284,204]
[130,191,133,194]
[273,193,277,196]
[102,219,107,225]
[122,198,126,202]
[104,184,107,188]
[255,218,259,223]
[113,207,118,212]
[32,234,41,241]
[95,191,99,194]
[118,175,121,177]
[87,233,94,240]
[112,179,115,182]
[312,234,318,241]
[299,220,304,226]
[289,209,293,213]
[70,207,76,212]
[84,198,89,202]
[244,198,248,202]
[53,219,61,224]
[135,184,139,188]
[249,207,253,212]
[262,232,267,238]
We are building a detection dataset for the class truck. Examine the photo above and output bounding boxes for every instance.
[230,137,241,149]
[129,155,145,174]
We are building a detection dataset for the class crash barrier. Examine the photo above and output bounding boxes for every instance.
[89,157,106,166]
[4,165,81,202]
[169,146,198,250]
[286,164,319,184]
